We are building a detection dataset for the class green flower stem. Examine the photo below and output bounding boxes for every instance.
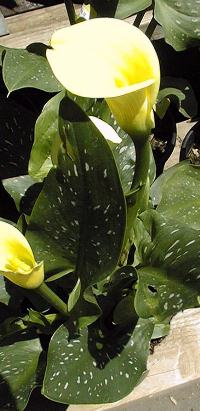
[131,138,150,192]
[35,282,68,317]
[64,0,76,25]
[121,138,150,263]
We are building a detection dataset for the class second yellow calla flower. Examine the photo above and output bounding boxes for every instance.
[0,221,44,289]
[47,18,160,137]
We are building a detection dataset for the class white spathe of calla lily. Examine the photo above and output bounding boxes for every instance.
[47,18,160,136]
[0,221,44,289]
[89,116,121,143]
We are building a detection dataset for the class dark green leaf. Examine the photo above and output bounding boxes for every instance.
[3,44,63,94]
[0,317,27,342]
[89,0,151,18]
[0,277,23,313]
[152,161,200,229]
[29,91,65,181]
[115,0,152,18]
[88,100,136,195]
[158,77,198,118]
[134,210,200,321]
[155,0,200,50]
[43,318,154,404]
[70,286,102,329]
[113,292,137,325]
[0,332,42,411]
[27,97,126,286]
[2,175,37,212]
[0,95,36,179]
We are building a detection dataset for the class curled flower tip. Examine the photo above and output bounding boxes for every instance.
[47,18,160,137]
[0,221,44,289]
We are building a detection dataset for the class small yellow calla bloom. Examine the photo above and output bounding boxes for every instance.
[0,221,44,289]
[47,18,160,137]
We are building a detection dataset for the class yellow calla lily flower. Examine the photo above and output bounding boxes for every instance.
[0,221,44,289]
[47,18,160,137]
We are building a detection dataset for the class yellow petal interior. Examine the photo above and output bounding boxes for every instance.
[0,221,35,274]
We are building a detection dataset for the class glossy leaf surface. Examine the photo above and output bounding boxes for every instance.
[43,318,153,403]
[134,210,200,321]
[27,97,126,287]
[151,161,200,230]
[29,91,65,181]
[0,332,42,411]
[3,44,62,94]
[155,0,200,50]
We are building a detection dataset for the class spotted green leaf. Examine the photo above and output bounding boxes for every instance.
[151,161,200,230]
[154,0,200,50]
[0,332,42,411]
[87,100,138,194]
[3,44,63,94]
[27,96,126,287]
[134,210,200,321]
[26,167,76,276]
[29,91,95,182]
[29,91,65,181]
[2,175,41,216]
[43,318,154,404]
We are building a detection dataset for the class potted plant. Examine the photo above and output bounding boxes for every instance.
[0,1,200,410]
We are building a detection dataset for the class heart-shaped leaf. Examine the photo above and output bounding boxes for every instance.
[27,97,126,286]
[3,43,63,94]
[0,332,42,411]
[43,318,154,404]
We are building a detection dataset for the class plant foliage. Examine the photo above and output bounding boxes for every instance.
[0,1,200,409]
